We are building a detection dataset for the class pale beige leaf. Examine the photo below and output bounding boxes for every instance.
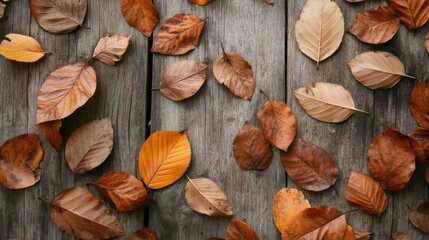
[0,3,6,18]
[0,33,45,62]
[92,34,131,66]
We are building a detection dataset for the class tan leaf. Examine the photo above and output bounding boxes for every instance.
[89,171,156,212]
[29,0,87,34]
[409,202,429,233]
[159,60,207,101]
[38,120,62,152]
[345,171,388,216]
[280,138,339,191]
[348,51,414,89]
[92,34,131,66]
[188,0,212,5]
[392,231,411,240]
[0,134,43,189]
[65,119,114,174]
[36,62,97,124]
[151,14,204,55]
[213,44,255,100]
[129,228,158,240]
[348,6,400,44]
[272,188,311,233]
[410,81,429,128]
[353,229,372,240]
[295,0,344,67]
[46,187,125,239]
[0,33,45,62]
[294,82,367,123]
[226,218,260,240]
[120,0,159,37]
[387,0,429,29]
[185,177,233,217]
[0,2,5,18]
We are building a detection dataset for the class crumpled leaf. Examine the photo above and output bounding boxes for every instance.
[0,134,43,189]
[188,0,212,5]
[185,177,233,217]
[38,120,63,152]
[92,34,131,66]
[410,81,429,128]
[409,202,429,233]
[0,33,45,62]
[65,119,114,174]
[387,0,429,29]
[129,228,157,240]
[226,218,260,240]
[120,0,159,37]
[392,231,411,240]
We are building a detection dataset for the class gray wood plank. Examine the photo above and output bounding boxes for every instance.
[149,0,286,239]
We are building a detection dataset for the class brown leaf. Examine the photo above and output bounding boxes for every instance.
[213,44,255,100]
[65,119,114,174]
[281,206,347,240]
[353,229,372,240]
[410,81,429,128]
[226,218,260,240]
[345,171,388,216]
[392,231,411,240]
[387,0,429,29]
[188,0,212,5]
[36,62,97,124]
[151,14,204,55]
[409,202,429,233]
[185,177,233,217]
[0,33,46,63]
[29,0,87,34]
[368,127,416,191]
[233,122,273,171]
[426,166,429,184]
[89,171,156,212]
[92,34,131,66]
[120,0,159,37]
[129,227,157,240]
[0,134,43,189]
[272,188,311,232]
[342,225,356,240]
[46,187,125,239]
[409,127,429,164]
[38,120,62,151]
[280,139,339,191]
[159,60,207,101]
[406,133,427,164]
[348,6,400,44]
[264,0,275,5]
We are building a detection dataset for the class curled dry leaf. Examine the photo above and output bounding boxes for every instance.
[65,119,114,174]
[392,231,411,240]
[232,122,273,171]
[185,177,233,217]
[294,82,367,123]
[368,127,416,191]
[226,218,260,240]
[159,60,207,101]
[409,202,429,233]
[36,62,96,124]
[29,0,87,34]
[295,0,344,66]
[409,127,429,164]
[410,81,429,128]
[348,6,400,44]
[129,228,158,240]
[89,171,156,212]
[0,33,45,62]
[92,34,131,66]
[188,0,212,5]
[38,120,62,152]
[213,44,255,100]
[281,206,347,240]
[348,51,414,90]
[120,0,159,37]
[272,188,311,233]
[139,130,191,189]
[46,187,125,239]
[151,14,204,55]
[345,171,388,216]
[387,0,429,29]
[0,134,43,189]
[280,138,339,191]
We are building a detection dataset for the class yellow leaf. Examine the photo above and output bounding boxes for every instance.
[139,130,191,189]
[0,33,45,62]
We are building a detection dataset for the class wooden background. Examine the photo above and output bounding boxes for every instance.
[0,0,427,239]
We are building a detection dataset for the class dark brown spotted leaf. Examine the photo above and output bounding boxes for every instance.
[120,0,159,37]
[129,227,157,240]
[409,202,429,233]
[387,0,429,29]
[226,218,260,240]
[38,120,62,151]
[410,81,429,128]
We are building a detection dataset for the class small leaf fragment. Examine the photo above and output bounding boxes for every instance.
[392,231,411,240]
[188,0,212,5]
[410,81,429,128]
[226,218,260,240]
[129,228,157,240]
[38,120,62,151]
[409,202,429,233]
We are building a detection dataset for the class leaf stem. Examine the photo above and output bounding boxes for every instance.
[260,89,271,102]
[38,196,50,204]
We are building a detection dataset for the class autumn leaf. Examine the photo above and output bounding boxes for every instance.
[410,81,429,128]
[188,0,212,5]
[139,130,191,189]
[353,229,372,240]
[387,0,429,29]
[36,62,97,124]
[426,167,429,184]
[348,51,414,89]
[213,44,255,100]
[38,120,62,152]
[43,187,125,239]
[426,32,429,53]
[0,134,43,189]
[345,171,388,216]
[0,33,46,62]
[120,0,159,37]
[29,0,87,34]
[280,138,339,191]
[264,0,275,5]
[294,82,367,123]
[129,228,158,240]
[226,218,260,240]
[409,127,429,163]
[272,188,311,233]
[92,34,131,66]
[348,6,400,44]
[233,122,273,171]
[392,231,411,240]
[185,177,233,217]
[65,119,114,174]
[406,134,427,164]
[151,14,204,55]
[89,171,156,212]
[409,202,429,233]
[342,225,355,240]
[158,60,207,101]
[295,0,344,67]
[0,2,5,18]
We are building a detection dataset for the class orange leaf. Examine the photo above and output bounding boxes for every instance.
[120,0,159,37]
[38,120,62,151]
[226,218,260,240]
[129,228,158,240]
[188,0,212,6]
[0,33,45,62]
[342,225,356,240]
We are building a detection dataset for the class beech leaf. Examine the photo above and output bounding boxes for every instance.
[38,120,63,152]
[226,218,260,240]
[188,0,212,5]
[410,81,429,128]
[0,33,45,62]
[92,34,131,66]
[120,0,159,37]
[387,0,429,29]
[409,202,429,233]
[129,228,158,240]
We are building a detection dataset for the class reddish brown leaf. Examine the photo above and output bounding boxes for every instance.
[409,127,429,164]
[207,238,224,240]
[392,231,411,240]
[368,127,416,191]
[188,0,212,5]
[280,139,339,191]
[387,0,429,29]
[38,120,62,151]
[226,218,260,240]
[426,166,429,184]
[120,0,159,37]
[129,228,157,240]
[406,134,427,164]
[233,122,273,171]
[410,81,429,128]
[409,202,429,233]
